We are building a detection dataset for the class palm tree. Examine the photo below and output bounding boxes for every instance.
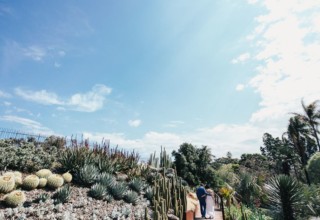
[265,175,304,220]
[293,99,320,151]
[286,116,311,185]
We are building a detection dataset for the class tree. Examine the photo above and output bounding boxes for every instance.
[286,116,311,185]
[306,152,320,184]
[293,99,320,151]
[265,175,304,220]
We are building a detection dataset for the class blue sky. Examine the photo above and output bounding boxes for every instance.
[1,0,320,159]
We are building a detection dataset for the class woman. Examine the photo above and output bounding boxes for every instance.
[205,188,215,219]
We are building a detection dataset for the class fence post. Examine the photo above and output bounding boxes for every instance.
[219,195,225,220]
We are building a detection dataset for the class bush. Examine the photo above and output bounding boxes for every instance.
[307,152,320,184]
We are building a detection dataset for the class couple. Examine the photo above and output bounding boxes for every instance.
[196,183,215,219]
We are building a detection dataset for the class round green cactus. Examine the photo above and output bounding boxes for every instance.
[22,175,40,190]
[36,169,52,179]
[14,171,22,178]
[14,176,23,188]
[38,178,47,188]
[62,172,72,183]
[4,190,26,207]
[47,174,64,189]
[3,172,15,178]
[0,175,15,193]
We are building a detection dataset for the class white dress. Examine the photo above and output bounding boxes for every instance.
[206,195,215,219]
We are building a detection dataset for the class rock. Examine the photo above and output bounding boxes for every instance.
[167,214,179,220]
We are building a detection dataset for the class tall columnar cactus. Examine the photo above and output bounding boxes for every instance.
[0,175,15,193]
[62,172,72,183]
[36,169,52,179]
[23,175,40,190]
[47,174,64,189]
[4,190,26,207]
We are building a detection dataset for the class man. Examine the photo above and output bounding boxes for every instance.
[196,183,211,218]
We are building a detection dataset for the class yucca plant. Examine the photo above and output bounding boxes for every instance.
[96,172,116,188]
[75,164,99,187]
[109,181,128,200]
[265,175,304,220]
[52,184,72,204]
[124,190,139,205]
[129,178,144,194]
[89,183,108,200]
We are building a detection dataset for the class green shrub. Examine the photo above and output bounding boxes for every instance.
[124,190,139,205]
[109,181,128,200]
[89,183,108,200]
[307,152,320,184]
[52,185,72,204]
[4,190,26,207]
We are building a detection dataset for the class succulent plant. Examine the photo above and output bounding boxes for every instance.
[34,193,50,203]
[0,175,15,193]
[129,178,144,193]
[96,173,116,188]
[38,178,47,188]
[62,172,72,183]
[3,172,15,178]
[4,190,26,207]
[14,176,23,188]
[89,183,108,200]
[13,171,22,178]
[36,169,52,178]
[75,164,99,187]
[52,184,72,204]
[109,181,128,200]
[47,174,64,189]
[22,175,40,190]
[124,190,139,205]
[144,186,153,201]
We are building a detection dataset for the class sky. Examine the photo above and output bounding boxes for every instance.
[1,0,320,159]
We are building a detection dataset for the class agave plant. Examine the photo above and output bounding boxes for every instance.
[34,193,50,203]
[52,184,72,204]
[74,164,99,187]
[89,183,107,200]
[265,175,304,220]
[129,178,144,194]
[96,172,116,188]
[109,181,128,200]
[144,186,153,201]
[96,156,115,174]
[124,190,139,205]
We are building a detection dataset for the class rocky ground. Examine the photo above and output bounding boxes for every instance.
[0,182,151,220]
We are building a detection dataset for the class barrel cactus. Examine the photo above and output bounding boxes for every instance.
[62,172,72,183]
[38,178,47,188]
[14,171,22,178]
[0,175,15,193]
[4,190,26,207]
[36,169,52,179]
[47,174,64,189]
[23,175,40,190]
[3,172,15,178]
[14,176,23,188]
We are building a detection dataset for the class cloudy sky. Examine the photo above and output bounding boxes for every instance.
[1,0,320,159]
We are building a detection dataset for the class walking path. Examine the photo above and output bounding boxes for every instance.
[194,203,223,220]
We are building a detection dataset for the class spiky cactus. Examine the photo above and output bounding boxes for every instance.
[38,178,47,188]
[62,172,72,183]
[13,171,22,178]
[96,173,116,188]
[47,174,64,189]
[129,178,145,194]
[0,175,15,193]
[14,176,22,188]
[22,175,40,190]
[75,164,99,187]
[52,184,72,204]
[36,169,52,178]
[4,190,26,207]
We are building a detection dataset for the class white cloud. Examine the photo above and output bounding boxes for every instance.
[3,101,11,106]
[0,90,11,98]
[15,88,63,105]
[164,120,185,128]
[0,115,54,135]
[14,84,112,112]
[23,46,46,61]
[235,84,245,91]
[232,52,251,64]
[54,62,61,68]
[128,119,142,127]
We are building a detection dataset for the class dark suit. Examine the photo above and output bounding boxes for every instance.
[196,186,210,218]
